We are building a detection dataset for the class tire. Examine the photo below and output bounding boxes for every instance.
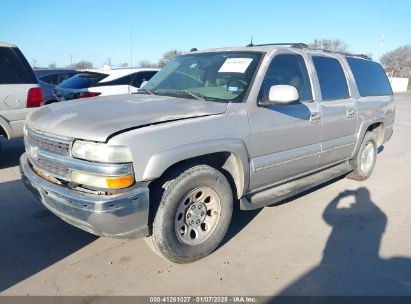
[145,164,233,263]
[347,131,378,181]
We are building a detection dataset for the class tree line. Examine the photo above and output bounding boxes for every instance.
[49,39,411,81]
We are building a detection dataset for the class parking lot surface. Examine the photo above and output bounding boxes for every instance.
[1,93,410,297]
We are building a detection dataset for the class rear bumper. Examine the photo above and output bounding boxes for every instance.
[20,153,150,238]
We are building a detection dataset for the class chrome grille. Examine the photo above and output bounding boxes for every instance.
[26,127,71,156]
[33,157,70,179]
[25,127,73,181]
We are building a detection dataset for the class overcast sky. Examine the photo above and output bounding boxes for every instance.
[1,0,410,67]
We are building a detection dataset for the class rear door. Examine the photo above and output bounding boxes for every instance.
[311,55,357,167]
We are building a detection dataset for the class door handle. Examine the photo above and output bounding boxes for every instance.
[346,108,355,118]
[310,112,321,123]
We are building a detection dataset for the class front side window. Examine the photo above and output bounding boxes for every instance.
[260,54,313,102]
[142,52,262,102]
[313,56,350,100]
[346,57,393,96]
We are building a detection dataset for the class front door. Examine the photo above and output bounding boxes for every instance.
[248,53,322,191]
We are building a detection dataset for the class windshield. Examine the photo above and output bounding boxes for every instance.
[142,52,262,102]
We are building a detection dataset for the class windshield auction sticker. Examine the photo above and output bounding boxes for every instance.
[218,58,253,73]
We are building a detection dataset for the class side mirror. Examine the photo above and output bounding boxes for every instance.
[259,85,299,106]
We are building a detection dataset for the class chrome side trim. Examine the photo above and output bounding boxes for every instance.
[251,143,321,172]
[321,134,356,153]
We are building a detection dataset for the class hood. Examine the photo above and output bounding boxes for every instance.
[27,94,227,142]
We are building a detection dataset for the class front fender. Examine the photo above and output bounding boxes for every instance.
[142,138,250,198]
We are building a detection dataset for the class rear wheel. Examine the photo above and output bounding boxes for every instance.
[145,164,233,263]
[347,132,378,181]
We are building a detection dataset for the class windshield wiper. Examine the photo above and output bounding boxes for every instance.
[180,90,204,100]
[155,89,205,101]
[135,88,155,96]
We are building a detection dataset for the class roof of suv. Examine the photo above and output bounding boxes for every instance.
[190,43,372,61]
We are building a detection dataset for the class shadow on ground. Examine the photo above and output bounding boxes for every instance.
[0,138,25,169]
[272,187,411,298]
[0,179,97,292]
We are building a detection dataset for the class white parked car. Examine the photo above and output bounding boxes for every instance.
[0,42,43,144]
[54,67,159,101]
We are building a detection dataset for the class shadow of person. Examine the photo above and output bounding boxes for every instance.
[276,187,411,296]
[0,138,25,169]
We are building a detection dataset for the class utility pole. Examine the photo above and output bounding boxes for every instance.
[107,57,111,66]
[32,58,37,68]
[70,54,73,68]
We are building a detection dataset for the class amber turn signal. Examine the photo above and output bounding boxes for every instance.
[105,175,134,189]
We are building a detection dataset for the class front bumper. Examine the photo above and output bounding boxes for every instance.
[20,153,150,239]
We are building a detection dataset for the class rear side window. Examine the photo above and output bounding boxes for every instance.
[0,47,36,84]
[99,74,132,86]
[313,56,350,100]
[60,72,107,89]
[260,54,313,102]
[58,72,77,84]
[131,71,158,88]
[346,57,393,96]
[97,71,158,88]
[40,74,59,85]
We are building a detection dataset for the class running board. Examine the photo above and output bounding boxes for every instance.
[240,161,353,210]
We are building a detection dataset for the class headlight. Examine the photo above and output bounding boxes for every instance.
[71,140,133,163]
[71,170,134,189]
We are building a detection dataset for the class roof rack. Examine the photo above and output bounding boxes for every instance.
[246,42,308,48]
[313,48,372,60]
[245,42,372,60]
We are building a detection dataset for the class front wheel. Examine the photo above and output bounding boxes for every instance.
[145,164,233,263]
[347,132,378,181]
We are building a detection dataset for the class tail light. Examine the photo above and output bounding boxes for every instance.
[76,92,101,99]
[27,87,44,108]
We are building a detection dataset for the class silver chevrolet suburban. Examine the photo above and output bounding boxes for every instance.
[20,43,394,263]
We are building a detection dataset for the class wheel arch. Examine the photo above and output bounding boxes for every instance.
[352,118,385,158]
[0,117,12,139]
[143,138,250,199]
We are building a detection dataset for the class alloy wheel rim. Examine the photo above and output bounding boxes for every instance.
[174,187,222,246]
[360,141,375,174]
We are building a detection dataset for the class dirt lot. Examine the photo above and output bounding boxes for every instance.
[1,93,410,297]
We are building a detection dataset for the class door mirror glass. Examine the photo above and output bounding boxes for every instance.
[259,85,299,106]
